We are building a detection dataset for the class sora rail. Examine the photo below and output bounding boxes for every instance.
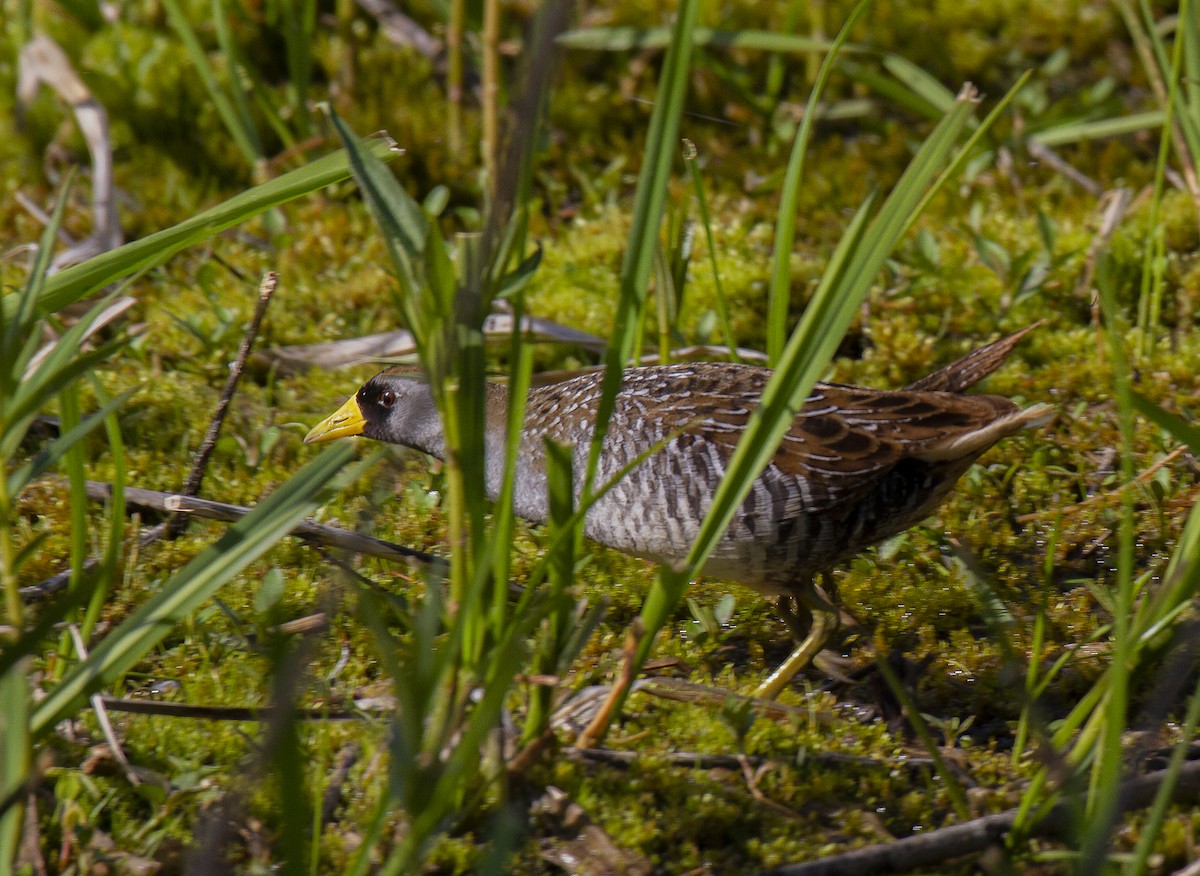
[306,325,1052,698]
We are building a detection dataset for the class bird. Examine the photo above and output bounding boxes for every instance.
[305,325,1053,699]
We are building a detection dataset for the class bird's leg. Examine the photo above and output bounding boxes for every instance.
[752,574,840,700]
[776,594,812,641]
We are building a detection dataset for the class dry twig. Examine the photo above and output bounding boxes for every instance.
[1016,443,1189,524]
[169,272,278,537]
[574,619,645,749]
[755,759,1200,876]
[17,34,122,269]
[20,482,442,604]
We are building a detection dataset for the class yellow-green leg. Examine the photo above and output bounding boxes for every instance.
[752,605,838,699]
[752,577,840,700]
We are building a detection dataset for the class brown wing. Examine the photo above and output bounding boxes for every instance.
[661,374,1020,512]
[524,361,1030,514]
[767,385,1018,509]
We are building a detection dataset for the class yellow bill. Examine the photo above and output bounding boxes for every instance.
[304,396,366,444]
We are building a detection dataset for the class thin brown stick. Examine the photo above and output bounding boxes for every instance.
[506,728,557,776]
[1026,140,1103,197]
[755,758,1200,876]
[1074,188,1133,338]
[1016,443,1189,523]
[169,272,278,537]
[320,743,361,826]
[88,481,440,565]
[22,482,442,604]
[21,793,46,876]
[574,619,645,750]
[96,695,392,722]
[67,625,142,787]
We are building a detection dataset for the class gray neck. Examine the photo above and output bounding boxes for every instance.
[405,379,557,525]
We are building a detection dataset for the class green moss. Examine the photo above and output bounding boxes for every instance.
[7,0,1200,869]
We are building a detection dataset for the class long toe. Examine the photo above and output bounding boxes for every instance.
[752,606,838,700]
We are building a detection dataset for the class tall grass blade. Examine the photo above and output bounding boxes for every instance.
[624,86,983,714]
[1028,111,1166,147]
[13,396,129,492]
[57,385,89,611]
[1,170,75,389]
[524,438,577,741]
[1128,672,1200,876]
[584,0,700,497]
[161,0,264,168]
[683,143,738,360]
[82,375,127,642]
[557,26,849,55]
[210,0,265,163]
[1076,256,1138,871]
[274,0,317,137]
[767,0,871,364]
[879,53,957,114]
[0,665,29,868]
[22,139,397,317]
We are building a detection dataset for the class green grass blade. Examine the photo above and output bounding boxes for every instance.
[628,87,981,706]
[0,666,29,868]
[280,0,317,137]
[211,0,265,158]
[1076,257,1138,870]
[633,193,874,650]
[57,385,89,606]
[584,0,700,495]
[767,0,871,364]
[21,140,397,318]
[909,71,1032,226]
[875,655,971,819]
[1131,393,1200,453]
[1028,111,1165,147]
[683,143,738,360]
[1184,0,1200,150]
[1127,393,1200,642]
[4,396,130,498]
[327,111,430,334]
[162,0,262,166]
[1128,671,1200,876]
[1,169,75,397]
[82,376,127,642]
[836,56,948,119]
[880,53,958,115]
[557,26,853,55]
[161,0,263,167]
[0,339,126,461]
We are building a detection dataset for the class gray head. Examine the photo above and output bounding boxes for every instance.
[304,367,446,458]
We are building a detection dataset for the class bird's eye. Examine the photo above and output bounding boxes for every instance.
[378,390,397,409]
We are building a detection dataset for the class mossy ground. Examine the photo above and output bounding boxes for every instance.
[6,1,1200,872]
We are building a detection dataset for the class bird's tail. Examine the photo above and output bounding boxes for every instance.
[917,402,1056,462]
[904,321,1044,393]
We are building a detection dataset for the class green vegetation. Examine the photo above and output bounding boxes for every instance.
[3,0,1200,872]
